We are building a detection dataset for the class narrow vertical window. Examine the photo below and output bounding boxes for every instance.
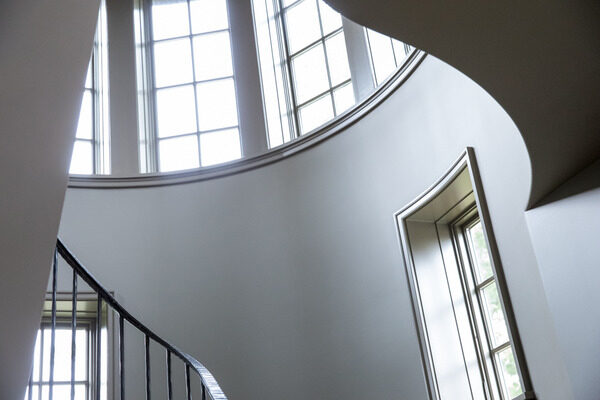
[364,28,413,85]
[70,0,110,175]
[137,0,242,173]
[459,219,524,400]
[396,152,534,400]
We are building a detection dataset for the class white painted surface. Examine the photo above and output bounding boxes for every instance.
[60,57,571,399]
[0,1,100,398]
[526,160,600,400]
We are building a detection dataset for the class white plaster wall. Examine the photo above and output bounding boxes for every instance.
[59,57,572,400]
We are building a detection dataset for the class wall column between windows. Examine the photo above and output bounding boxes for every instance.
[228,0,269,158]
[106,0,141,176]
[341,18,375,102]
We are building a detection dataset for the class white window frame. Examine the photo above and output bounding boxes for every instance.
[134,0,242,173]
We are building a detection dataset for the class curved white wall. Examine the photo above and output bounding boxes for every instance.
[59,56,572,400]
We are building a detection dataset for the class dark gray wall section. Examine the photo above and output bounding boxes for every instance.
[59,57,572,399]
[0,1,100,399]
[325,0,600,209]
[526,160,600,400]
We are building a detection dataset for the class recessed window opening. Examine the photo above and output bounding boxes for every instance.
[70,0,110,176]
[395,148,535,400]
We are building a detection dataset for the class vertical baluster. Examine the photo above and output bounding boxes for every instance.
[70,268,77,400]
[166,351,173,400]
[185,364,191,400]
[145,335,151,400]
[96,294,102,400]
[27,368,33,400]
[119,315,125,400]
[49,249,58,400]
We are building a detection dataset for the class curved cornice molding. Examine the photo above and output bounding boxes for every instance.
[324,0,600,208]
[69,50,426,189]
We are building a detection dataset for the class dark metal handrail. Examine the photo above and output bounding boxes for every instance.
[27,239,228,400]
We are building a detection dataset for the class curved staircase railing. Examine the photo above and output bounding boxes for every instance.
[26,239,227,400]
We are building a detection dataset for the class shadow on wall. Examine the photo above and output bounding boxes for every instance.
[324,0,600,209]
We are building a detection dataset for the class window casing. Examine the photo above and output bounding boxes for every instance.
[453,211,524,400]
[135,0,242,173]
[70,0,110,175]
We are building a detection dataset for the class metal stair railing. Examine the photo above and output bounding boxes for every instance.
[26,239,227,400]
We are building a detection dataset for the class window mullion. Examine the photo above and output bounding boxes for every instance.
[314,1,336,115]
[275,0,301,138]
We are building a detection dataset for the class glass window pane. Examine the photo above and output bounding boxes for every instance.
[32,330,41,380]
[28,386,39,400]
[41,385,49,400]
[190,0,229,34]
[84,61,93,89]
[291,44,329,104]
[75,329,87,381]
[159,135,200,172]
[196,78,238,131]
[76,91,93,140]
[299,94,333,134]
[74,384,86,400]
[42,330,50,381]
[481,283,510,346]
[153,38,194,88]
[156,85,197,138]
[325,32,351,86]
[51,384,71,399]
[151,0,190,40]
[317,0,342,35]
[53,329,72,381]
[192,31,233,81]
[70,140,94,175]
[200,128,241,166]
[285,0,321,54]
[496,347,524,400]
[392,39,410,63]
[467,221,494,282]
[366,29,396,85]
[333,83,355,114]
